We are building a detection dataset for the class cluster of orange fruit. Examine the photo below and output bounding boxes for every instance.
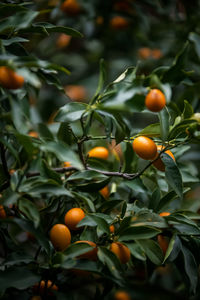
[138,47,163,60]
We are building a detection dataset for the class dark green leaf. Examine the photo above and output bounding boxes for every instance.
[137,239,164,265]
[118,226,161,241]
[18,198,40,227]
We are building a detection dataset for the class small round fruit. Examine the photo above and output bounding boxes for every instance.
[75,240,98,261]
[110,242,130,264]
[100,186,110,199]
[114,290,131,300]
[109,225,115,233]
[153,145,175,171]
[138,47,152,60]
[64,208,85,231]
[61,0,81,15]
[50,224,71,251]
[0,205,6,219]
[0,66,24,89]
[159,212,171,217]
[56,34,71,49]
[63,161,71,167]
[132,136,157,160]
[110,16,129,30]
[64,85,87,102]
[88,146,109,160]
[145,89,166,112]
[28,131,39,138]
[151,49,163,59]
[157,235,169,255]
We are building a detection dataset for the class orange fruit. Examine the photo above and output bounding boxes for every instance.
[50,224,71,251]
[75,240,98,261]
[9,169,15,175]
[0,205,6,219]
[88,146,109,160]
[109,225,115,233]
[63,161,71,167]
[61,0,81,15]
[159,212,171,217]
[132,136,157,160]
[64,207,85,231]
[64,85,87,102]
[138,47,152,60]
[100,186,110,199]
[151,49,163,59]
[110,16,129,30]
[34,280,58,295]
[110,242,130,264]
[0,66,24,89]
[153,145,175,171]
[114,290,131,300]
[157,234,168,255]
[145,89,166,112]
[56,34,71,49]
[28,131,39,138]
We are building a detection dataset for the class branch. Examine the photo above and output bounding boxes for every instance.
[0,142,10,179]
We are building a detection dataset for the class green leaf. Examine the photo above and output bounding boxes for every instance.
[13,218,51,255]
[78,214,110,234]
[159,107,170,141]
[97,247,123,281]
[136,239,164,265]
[189,32,200,60]
[162,42,189,84]
[148,188,161,210]
[182,100,194,119]
[63,243,95,259]
[67,170,110,192]
[54,102,88,123]
[57,122,74,145]
[18,198,40,228]
[40,160,62,184]
[92,58,106,100]
[181,245,198,294]
[0,10,39,33]
[124,242,146,261]
[20,23,83,38]
[163,233,177,263]
[118,226,161,241]
[139,123,161,137]
[41,141,83,169]
[0,267,41,292]
[162,154,183,199]
[1,37,29,46]
[157,190,178,212]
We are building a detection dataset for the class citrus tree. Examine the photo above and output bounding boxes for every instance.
[0,1,200,300]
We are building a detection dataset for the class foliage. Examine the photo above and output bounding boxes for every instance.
[0,1,200,300]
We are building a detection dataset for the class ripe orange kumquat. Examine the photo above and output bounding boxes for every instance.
[34,280,58,295]
[50,224,71,251]
[153,145,175,171]
[132,136,157,160]
[28,131,39,138]
[0,205,6,219]
[110,16,129,30]
[157,235,169,255]
[56,34,71,49]
[64,85,87,102]
[145,89,166,112]
[114,290,131,300]
[0,66,24,90]
[109,225,115,233]
[159,212,171,217]
[88,146,109,160]
[61,0,81,15]
[110,242,130,264]
[100,186,110,199]
[64,207,85,231]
